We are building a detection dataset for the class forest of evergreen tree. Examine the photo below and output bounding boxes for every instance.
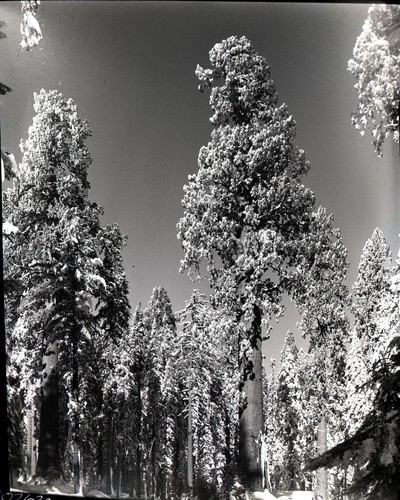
[2,5,400,500]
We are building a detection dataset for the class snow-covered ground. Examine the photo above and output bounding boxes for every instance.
[11,478,314,500]
[274,493,314,500]
[252,492,314,500]
[11,479,78,496]
[11,478,115,498]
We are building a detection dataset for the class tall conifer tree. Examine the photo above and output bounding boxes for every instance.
[3,90,113,489]
[143,286,177,500]
[348,228,391,429]
[177,35,315,492]
[275,331,302,490]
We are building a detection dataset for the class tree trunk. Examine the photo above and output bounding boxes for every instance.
[151,432,156,497]
[72,329,81,495]
[73,440,81,494]
[188,390,194,498]
[106,409,114,495]
[135,374,143,499]
[116,450,122,498]
[36,341,62,481]
[239,307,264,493]
[158,468,167,500]
[26,409,36,478]
[317,418,328,499]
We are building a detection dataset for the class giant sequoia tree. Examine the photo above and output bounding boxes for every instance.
[3,89,120,490]
[177,35,315,491]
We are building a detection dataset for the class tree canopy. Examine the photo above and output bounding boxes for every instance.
[348,4,400,156]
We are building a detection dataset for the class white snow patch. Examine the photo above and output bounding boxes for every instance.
[86,490,110,498]
[3,221,19,234]
[89,273,107,288]
[252,491,277,500]
[274,493,314,500]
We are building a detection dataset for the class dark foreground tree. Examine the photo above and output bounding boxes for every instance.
[94,223,131,494]
[3,89,113,490]
[177,35,315,492]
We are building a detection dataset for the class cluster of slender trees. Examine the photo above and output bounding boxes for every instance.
[2,3,400,499]
[263,227,399,498]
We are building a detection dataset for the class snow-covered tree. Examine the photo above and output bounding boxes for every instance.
[295,350,318,492]
[142,286,177,500]
[175,291,240,499]
[292,208,349,426]
[3,89,111,490]
[98,302,154,497]
[177,35,315,492]
[376,247,400,354]
[275,331,302,490]
[348,4,400,156]
[0,18,12,94]
[340,229,391,492]
[263,358,281,491]
[308,249,400,499]
[348,228,391,430]
[344,330,371,438]
[0,1,42,95]
[308,338,400,499]
[96,224,131,346]
[353,228,392,358]
[264,347,318,493]
[290,207,350,498]
[90,223,131,494]
[20,1,42,51]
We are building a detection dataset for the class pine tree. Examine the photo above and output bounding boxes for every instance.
[177,35,315,492]
[348,4,400,156]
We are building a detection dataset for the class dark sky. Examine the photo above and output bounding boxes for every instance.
[1,2,399,365]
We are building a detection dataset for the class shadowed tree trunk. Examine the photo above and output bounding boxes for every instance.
[72,323,81,495]
[106,409,114,495]
[135,374,143,499]
[36,341,62,481]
